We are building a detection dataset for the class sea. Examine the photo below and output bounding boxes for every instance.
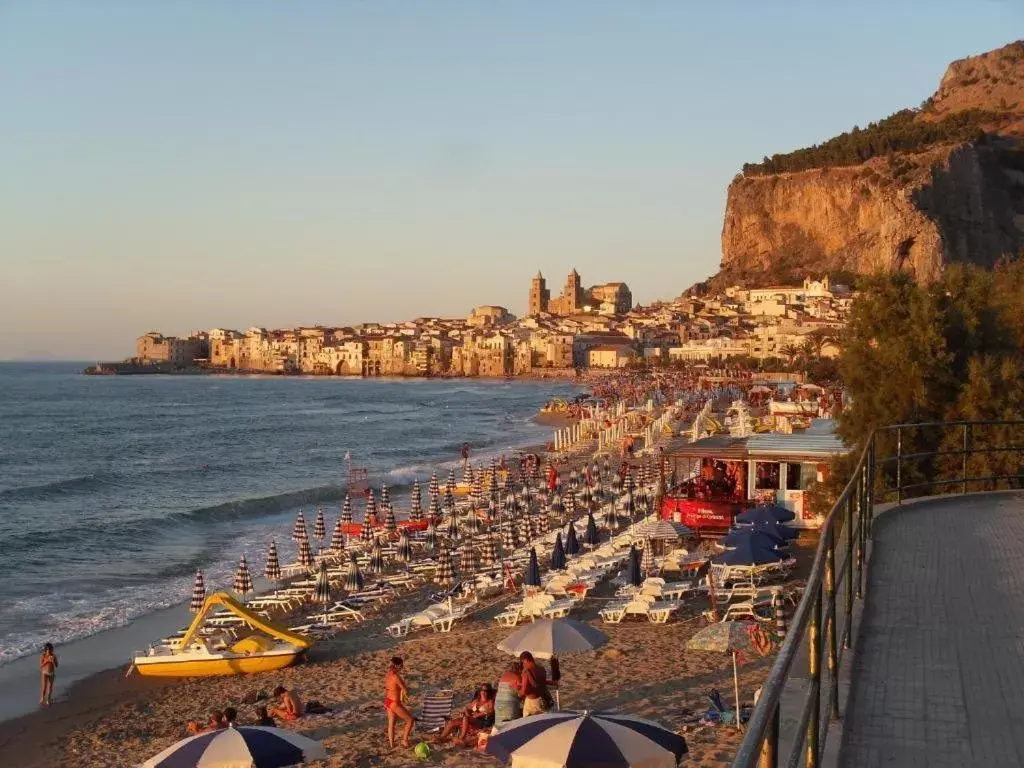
[0,362,579,667]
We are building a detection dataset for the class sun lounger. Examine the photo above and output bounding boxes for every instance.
[495,604,523,627]
[599,602,629,623]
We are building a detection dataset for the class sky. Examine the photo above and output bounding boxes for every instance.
[0,2,1020,359]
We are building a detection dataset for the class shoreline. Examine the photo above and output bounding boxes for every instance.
[84,364,585,382]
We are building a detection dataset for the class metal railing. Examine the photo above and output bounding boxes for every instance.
[731,420,1024,768]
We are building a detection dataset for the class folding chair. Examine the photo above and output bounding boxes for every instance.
[418,689,454,734]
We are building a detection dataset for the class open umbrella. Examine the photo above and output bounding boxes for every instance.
[189,570,206,614]
[297,537,315,569]
[344,553,364,592]
[141,726,328,768]
[314,560,332,624]
[687,620,775,729]
[634,519,692,541]
[525,547,541,587]
[713,531,783,566]
[724,525,791,548]
[736,505,796,525]
[291,510,308,542]
[233,555,253,599]
[564,523,580,557]
[264,541,282,584]
[551,533,567,571]
[498,618,608,660]
[330,517,346,551]
[486,711,687,768]
[313,506,326,544]
[341,495,353,525]
[626,545,642,587]
[584,512,600,547]
[410,480,423,522]
[396,529,413,563]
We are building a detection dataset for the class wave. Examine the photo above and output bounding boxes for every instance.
[0,473,107,502]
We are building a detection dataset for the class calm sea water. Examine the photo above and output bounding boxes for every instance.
[0,363,577,664]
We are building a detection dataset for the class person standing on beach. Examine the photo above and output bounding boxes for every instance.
[39,643,57,706]
[461,442,471,471]
[385,656,414,749]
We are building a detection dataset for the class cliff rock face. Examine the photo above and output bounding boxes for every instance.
[719,41,1024,286]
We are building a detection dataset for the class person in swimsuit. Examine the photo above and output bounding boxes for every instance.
[39,643,57,706]
[385,656,414,749]
[436,684,495,745]
[494,662,523,729]
[267,685,302,721]
[518,652,549,717]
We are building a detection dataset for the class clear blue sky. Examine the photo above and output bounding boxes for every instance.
[0,2,1018,359]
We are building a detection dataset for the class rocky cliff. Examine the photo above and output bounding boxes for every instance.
[717,40,1024,286]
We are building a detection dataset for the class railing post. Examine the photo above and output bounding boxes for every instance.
[757,705,779,768]
[825,526,840,721]
[895,426,903,504]
[844,489,854,649]
[867,433,876,535]
[806,590,822,768]
[962,423,970,494]
[856,460,865,601]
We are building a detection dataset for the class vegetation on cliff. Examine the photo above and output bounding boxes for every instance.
[741,108,1010,176]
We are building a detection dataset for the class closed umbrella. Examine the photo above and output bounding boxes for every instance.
[369,540,386,574]
[538,510,551,536]
[291,510,308,542]
[550,491,564,518]
[314,560,332,624]
[189,570,206,614]
[564,490,576,521]
[641,539,656,576]
[233,555,253,599]
[612,472,622,495]
[584,511,600,547]
[141,726,328,768]
[424,519,438,550]
[313,506,326,544]
[519,514,533,545]
[497,617,608,660]
[502,524,519,555]
[297,537,315,569]
[460,543,478,573]
[443,486,455,514]
[486,710,687,768]
[687,620,775,729]
[446,468,457,495]
[344,553,364,592]
[380,483,391,511]
[480,536,497,568]
[360,514,375,543]
[429,493,442,521]
[564,523,580,557]
[264,541,282,584]
[341,495,353,525]
[365,490,378,523]
[410,480,423,522]
[447,513,461,543]
[524,547,541,587]
[623,490,636,520]
[429,471,440,498]
[435,545,455,587]
[465,509,483,536]
[396,529,414,563]
[626,545,642,587]
[330,517,346,551]
[551,533,567,571]
[383,502,398,536]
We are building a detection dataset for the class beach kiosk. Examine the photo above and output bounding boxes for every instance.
[661,420,849,531]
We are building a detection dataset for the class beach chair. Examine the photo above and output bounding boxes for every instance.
[417,688,453,730]
[599,601,628,624]
[495,604,523,627]
[386,618,412,638]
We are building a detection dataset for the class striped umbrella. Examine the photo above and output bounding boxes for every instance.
[564,490,577,521]
[447,513,461,543]
[485,710,687,768]
[344,553,364,592]
[465,509,483,536]
[297,537,315,569]
[519,514,533,544]
[488,497,499,524]
[624,469,635,494]
[341,495,353,525]
[429,492,442,521]
[539,510,551,536]
[612,472,623,495]
[360,514,375,543]
[446,468,457,495]
[603,455,611,478]
[380,483,391,511]
[369,540,386,574]
[314,560,332,623]
[396,530,414,563]
[141,726,328,768]
[233,555,253,598]
[264,541,282,584]
[463,463,474,488]
[330,517,346,551]
[569,467,579,490]
[410,480,423,522]
[550,491,564,517]
[365,490,378,523]
[424,518,438,550]
[591,461,601,484]
[623,490,636,520]
[291,510,308,543]
[383,503,398,536]
[505,491,520,519]
[443,486,455,514]
[565,523,580,556]
[435,545,455,587]
[472,472,484,509]
[641,539,656,576]
[555,472,563,494]
[580,483,592,511]
[429,472,440,498]
[189,570,206,613]
[480,536,497,568]
[460,543,478,573]
[313,506,326,544]
[502,523,519,554]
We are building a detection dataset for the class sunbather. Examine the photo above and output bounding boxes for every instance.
[494,661,523,728]
[267,686,302,721]
[435,684,495,745]
[385,656,415,748]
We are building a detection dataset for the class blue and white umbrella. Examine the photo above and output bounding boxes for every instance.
[142,726,328,768]
[189,570,206,614]
[486,710,686,768]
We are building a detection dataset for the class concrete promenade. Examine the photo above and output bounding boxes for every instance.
[839,491,1024,768]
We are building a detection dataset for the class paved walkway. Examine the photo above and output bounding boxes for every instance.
[840,492,1024,768]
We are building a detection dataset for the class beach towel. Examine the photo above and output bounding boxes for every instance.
[418,689,454,734]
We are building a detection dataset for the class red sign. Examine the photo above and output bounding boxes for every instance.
[661,496,739,535]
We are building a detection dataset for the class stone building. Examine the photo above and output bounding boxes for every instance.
[527,269,632,317]
[135,332,207,366]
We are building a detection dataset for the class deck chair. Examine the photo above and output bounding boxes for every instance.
[418,689,454,734]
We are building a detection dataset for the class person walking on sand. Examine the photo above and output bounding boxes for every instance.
[39,643,57,706]
[461,442,471,471]
[385,656,414,749]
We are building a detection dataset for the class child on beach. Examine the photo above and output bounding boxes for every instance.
[39,643,57,706]
[385,656,414,749]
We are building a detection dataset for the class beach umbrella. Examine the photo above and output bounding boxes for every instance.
[568,467,579,490]
[435,545,455,587]
[626,545,643,587]
[497,617,608,660]
[383,502,398,536]
[480,535,497,568]
[233,554,253,598]
[724,525,790,548]
[502,524,519,555]
[369,540,386,574]
[579,483,592,512]
[463,463,475,487]
[524,547,541,587]
[446,468,457,495]
[264,541,282,584]
[634,519,692,541]
[603,455,611,479]
[443,486,455,514]
[141,726,328,768]
[735,505,797,525]
[564,490,576,520]
[623,490,636,520]
[713,531,783,566]
[447,513,461,543]
[297,537,315,569]
[396,529,414,563]
[410,480,423,522]
[528,512,540,540]
[365,489,378,523]
[564,523,580,557]
[189,570,206,614]
[624,469,635,494]
[612,471,623,495]
[488,496,498,523]
[465,509,483,536]
[460,543,478,573]
[380,483,391,510]
[641,539,656,576]
[360,514,375,543]
[486,710,687,768]
[313,506,326,544]
[424,519,438,550]
[429,492,442,521]
[687,620,775,728]
[344,554,364,592]
[551,533,567,571]
[341,495,353,525]
[291,509,308,542]
[519,514,533,545]
[591,461,600,484]
[314,560,332,623]
[584,511,600,547]
[472,472,484,508]
[539,510,551,536]
[550,491,564,517]
[330,517,346,551]
[554,472,563,494]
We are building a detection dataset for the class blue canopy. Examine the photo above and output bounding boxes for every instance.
[551,533,567,571]
[713,530,783,565]
[584,512,600,546]
[565,523,581,556]
[525,547,542,587]
[735,505,796,525]
[723,522,795,547]
[626,545,643,586]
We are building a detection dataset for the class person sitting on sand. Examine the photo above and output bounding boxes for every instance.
[267,686,302,722]
[518,652,550,717]
[223,707,237,727]
[385,656,415,749]
[254,706,276,727]
[187,710,225,735]
[435,684,495,745]
[494,661,523,728]
[39,642,58,707]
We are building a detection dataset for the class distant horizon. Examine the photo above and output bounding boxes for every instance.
[1,3,1018,359]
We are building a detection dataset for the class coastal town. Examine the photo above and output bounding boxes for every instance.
[98,270,851,377]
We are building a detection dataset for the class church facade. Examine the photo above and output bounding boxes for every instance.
[528,269,632,317]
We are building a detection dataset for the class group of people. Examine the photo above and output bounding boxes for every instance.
[184,685,306,735]
[384,652,560,750]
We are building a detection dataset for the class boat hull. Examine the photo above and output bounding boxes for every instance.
[134,650,303,678]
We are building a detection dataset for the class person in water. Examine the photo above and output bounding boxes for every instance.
[39,643,58,706]
[385,656,415,749]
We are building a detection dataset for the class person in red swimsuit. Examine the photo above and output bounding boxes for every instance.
[385,656,414,748]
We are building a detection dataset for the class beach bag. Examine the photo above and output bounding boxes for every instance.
[540,686,555,711]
